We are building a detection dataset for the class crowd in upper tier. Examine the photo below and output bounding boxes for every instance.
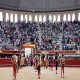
[0,21,80,50]
[39,21,80,50]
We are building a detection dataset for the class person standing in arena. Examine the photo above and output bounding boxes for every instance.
[37,56,41,79]
[60,54,65,78]
[30,55,33,66]
[44,56,49,68]
[49,55,54,71]
[11,54,18,80]
[33,56,37,71]
[17,55,21,73]
[54,53,59,74]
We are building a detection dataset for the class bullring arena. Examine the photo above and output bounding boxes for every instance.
[0,0,80,80]
[0,50,80,80]
[0,67,80,80]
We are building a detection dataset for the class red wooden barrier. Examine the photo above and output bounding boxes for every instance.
[0,58,12,67]
[0,59,80,67]
[65,60,80,65]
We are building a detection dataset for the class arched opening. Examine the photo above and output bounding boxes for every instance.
[43,15,46,22]
[68,14,71,22]
[35,15,38,22]
[78,13,80,21]
[39,15,42,22]
[20,14,23,21]
[10,13,13,22]
[63,14,66,21]
[14,14,18,23]
[25,15,28,23]
[0,12,3,21]
[6,13,9,22]
[49,15,52,22]
[72,13,75,22]
[53,15,56,23]
[57,15,60,22]
[29,15,32,21]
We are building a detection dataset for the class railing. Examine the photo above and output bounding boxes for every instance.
[36,50,77,54]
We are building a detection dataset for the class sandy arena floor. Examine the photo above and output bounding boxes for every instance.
[0,66,80,80]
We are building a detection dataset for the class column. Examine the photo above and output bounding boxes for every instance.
[2,10,6,22]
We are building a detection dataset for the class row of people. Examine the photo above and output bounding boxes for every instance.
[11,53,65,79]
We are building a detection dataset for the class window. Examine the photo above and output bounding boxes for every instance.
[68,14,71,22]
[78,13,80,21]
[20,14,23,21]
[63,14,66,21]
[14,14,18,22]
[25,15,28,23]
[35,15,38,22]
[43,15,46,22]
[0,12,3,21]
[39,15,42,22]
[49,15,52,22]
[57,15,60,22]
[72,13,75,21]
[29,15,32,21]
[6,13,9,22]
[53,15,56,23]
[10,13,13,22]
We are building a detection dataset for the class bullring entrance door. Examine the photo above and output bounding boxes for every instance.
[23,43,35,56]
[25,48,31,56]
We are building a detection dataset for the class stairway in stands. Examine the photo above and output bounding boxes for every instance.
[37,23,42,44]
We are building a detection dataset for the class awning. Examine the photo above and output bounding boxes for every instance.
[23,43,35,48]
[0,49,24,54]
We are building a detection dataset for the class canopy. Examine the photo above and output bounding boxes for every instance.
[0,49,24,54]
[23,43,35,48]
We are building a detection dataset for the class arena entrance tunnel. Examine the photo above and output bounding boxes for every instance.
[23,43,35,56]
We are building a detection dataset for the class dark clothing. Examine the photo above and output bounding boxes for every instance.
[49,56,53,67]
[37,64,40,71]
[55,61,58,70]
[37,64,40,76]
[54,55,59,70]
[30,57,33,66]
